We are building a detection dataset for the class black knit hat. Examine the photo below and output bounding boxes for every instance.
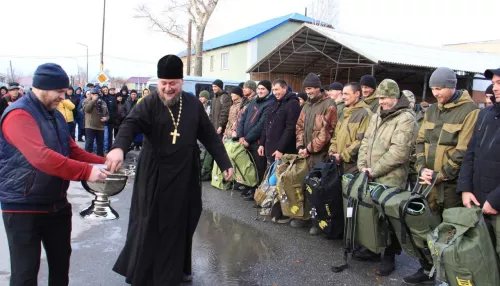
[32,63,70,91]
[231,86,243,97]
[238,82,245,88]
[157,55,183,79]
[486,84,494,95]
[330,82,344,91]
[258,80,272,92]
[212,79,223,90]
[302,73,321,88]
[297,92,307,101]
[359,75,377,90]
[322,85,331,91]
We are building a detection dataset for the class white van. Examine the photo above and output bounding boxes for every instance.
[147,76,243,99]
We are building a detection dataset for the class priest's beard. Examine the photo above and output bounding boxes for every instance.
[160,92,181,107]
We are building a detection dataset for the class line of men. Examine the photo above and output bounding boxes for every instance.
[203,66,500,284]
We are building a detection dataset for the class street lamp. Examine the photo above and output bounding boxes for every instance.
[76,42,88,84]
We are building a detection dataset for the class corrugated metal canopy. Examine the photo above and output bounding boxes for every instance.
[247,24,500,75]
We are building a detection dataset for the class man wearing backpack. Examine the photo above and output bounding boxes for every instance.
[406,67,479,284]
[357,79,417,276]
[458,67,500,261]
[329,82,372,174]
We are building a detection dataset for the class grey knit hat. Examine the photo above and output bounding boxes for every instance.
[243,80,257,92]
[429,67,457,88]
[302,73,321,89]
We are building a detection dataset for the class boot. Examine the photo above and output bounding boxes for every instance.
[243,189,255,201]
[309,225,321,235]
[402,268,435,285]
[376,253,395,276]
[352,248,382,262]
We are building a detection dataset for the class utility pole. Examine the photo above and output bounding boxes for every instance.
[9,61,14,82]
[76,42,89,83]
[100,0,107,71]
[305,7,307,16]
[186,20,192,76]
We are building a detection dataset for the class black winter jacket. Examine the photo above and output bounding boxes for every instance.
[458,104,500,211]
[260,91,301,161]
[237,93,275,150]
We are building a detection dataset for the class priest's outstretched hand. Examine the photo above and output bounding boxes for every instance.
[106,148,124,173]
[223,168,234,181]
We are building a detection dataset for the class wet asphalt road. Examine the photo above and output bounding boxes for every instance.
[0,151,421,286]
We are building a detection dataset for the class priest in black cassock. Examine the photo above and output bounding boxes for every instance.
[106,54,233,285]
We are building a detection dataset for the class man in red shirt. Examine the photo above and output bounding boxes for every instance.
[0,63,108,286]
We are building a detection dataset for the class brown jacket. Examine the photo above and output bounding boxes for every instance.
[223,97,243,139]
[209,91,232,132]
[296,93,337,167]
[83,97,109,130]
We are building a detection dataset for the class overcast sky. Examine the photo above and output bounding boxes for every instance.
[1,0,498,80]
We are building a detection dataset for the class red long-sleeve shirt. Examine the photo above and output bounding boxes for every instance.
[2,110,105,181]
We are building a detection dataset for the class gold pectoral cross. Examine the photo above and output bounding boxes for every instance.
[171,129,180,144]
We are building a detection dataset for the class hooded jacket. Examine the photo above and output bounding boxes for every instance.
[363,92,379,113]
[415,90,479,183]
[296,92,337,167]
[57,99,75,123]
[358,95,418,189]
[237,93,275,150]
[210,90,232,133]
[458,104,500,211]
[330,100,372,174]
[260,91,301,160]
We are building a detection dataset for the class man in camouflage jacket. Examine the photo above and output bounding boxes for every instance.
[357,79,418,277]
[404,67,479,285]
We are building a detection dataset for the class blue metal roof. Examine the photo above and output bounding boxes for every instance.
[177,13,318,57]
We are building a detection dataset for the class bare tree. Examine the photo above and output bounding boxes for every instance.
[308,0,339,28]
[71,66,88,87]
[6,67,23,83]
[135,0,219,76]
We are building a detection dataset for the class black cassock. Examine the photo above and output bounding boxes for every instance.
[112,91,231,285]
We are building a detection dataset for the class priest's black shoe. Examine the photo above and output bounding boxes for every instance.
[375,254,395,276]
[402,268,435,285]
[182,273,193,282]
[352,248,381,262]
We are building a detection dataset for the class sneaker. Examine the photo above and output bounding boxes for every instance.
[290,219,308,228]
[309,225,321,235]
[352,248,382,262]
[277,216,291,224]
[182,273,193,282]
[376,254,395,276]
[402,268,435,285]
[243,193,255,201]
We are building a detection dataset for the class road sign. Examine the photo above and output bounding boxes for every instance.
[96,72,109,84]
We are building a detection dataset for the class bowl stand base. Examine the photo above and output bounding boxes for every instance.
[80,197,119,220]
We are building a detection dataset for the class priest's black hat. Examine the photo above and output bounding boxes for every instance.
[157,55,183,79]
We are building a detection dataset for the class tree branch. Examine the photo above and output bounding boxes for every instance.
[134,5,188,44]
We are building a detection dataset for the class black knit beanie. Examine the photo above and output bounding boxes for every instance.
[212,79,223,90]
[297,92,307,101]
[258,80,272,93]
[231,86,243,97]
[302,73,321,89]
[32,63,70,90]
[359,75,377,90]
[238,82,245,88]
[485,84,494,95]
[330,82,344,91]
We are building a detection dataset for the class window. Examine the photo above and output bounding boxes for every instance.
[195,83,214,99]
[210,55,214,71]
[221,52,229,70]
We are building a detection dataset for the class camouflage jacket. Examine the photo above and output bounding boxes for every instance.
[363,93,379,114]
[415,90,479,183]
[358,96,418,189]
[329,100,372,174]
[336,100,345,123]
[223,97,243,139]
[296,93,337,166]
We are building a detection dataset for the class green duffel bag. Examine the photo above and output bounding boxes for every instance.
[211,160,232,191]
[373,173,441,266]
[199,145,213,181]
[427,207,500,286]
[224,141,258,188]
[334,172,389,272]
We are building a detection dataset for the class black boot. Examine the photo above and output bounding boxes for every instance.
[402,268,435,285]
[243,189,255,201]
[376,253,395,276]
[352,248,381,262]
